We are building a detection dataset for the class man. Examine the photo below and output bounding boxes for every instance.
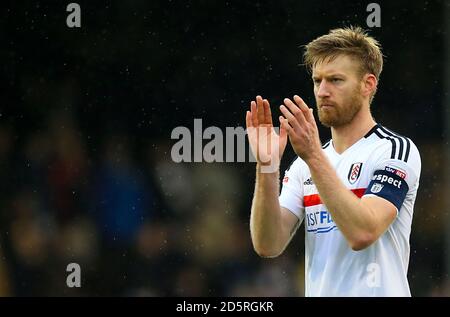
[246,26,421,296]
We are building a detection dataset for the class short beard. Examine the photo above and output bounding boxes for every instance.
[317,88,363,128]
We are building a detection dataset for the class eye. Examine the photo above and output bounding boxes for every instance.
[331,78,343,83]
[313,79,321,85]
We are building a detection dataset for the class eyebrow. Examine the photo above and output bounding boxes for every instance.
[312,73,346,80]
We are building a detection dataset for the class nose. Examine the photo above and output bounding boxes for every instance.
[317,80,330,98]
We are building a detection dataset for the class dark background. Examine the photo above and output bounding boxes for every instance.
[0,0,448,296]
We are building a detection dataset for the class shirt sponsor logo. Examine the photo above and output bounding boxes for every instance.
[385,166,407,179]
[306,210,337,234]
[348,162,363,184]
[371,173,402,188]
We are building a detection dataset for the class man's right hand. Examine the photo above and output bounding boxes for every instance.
[246,96,288,173]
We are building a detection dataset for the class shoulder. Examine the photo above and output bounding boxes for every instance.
[368,125,421,183]
[369,124,420,166]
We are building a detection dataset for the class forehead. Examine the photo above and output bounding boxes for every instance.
[312,55,360,77]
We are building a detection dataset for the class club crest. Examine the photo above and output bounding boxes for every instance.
[348,162,363,184]
[371,183,384,193]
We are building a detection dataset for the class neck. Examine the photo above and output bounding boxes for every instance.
[330,107,376,154]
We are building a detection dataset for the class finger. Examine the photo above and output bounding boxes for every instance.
[284,98,308,127]
[293,95,314,123]
[296,105,309,127]
[280,117,298,140]
[278,116,288,140]
[308,108,317,125]
[279,116,292,134]
[251,101,257,126]
[279,105,301,131]
[246,110,252,129]
[256,96,265,125]
[263,99,272,125]
[293,95,309,111]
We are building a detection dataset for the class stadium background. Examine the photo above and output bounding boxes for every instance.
[0,0,449,296]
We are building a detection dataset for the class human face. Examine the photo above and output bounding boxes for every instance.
[312,55,365,128]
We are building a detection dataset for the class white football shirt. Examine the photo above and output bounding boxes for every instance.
[279,124,421,297]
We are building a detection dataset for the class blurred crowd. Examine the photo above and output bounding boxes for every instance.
[0,112,305,296]
[0,108,448,296]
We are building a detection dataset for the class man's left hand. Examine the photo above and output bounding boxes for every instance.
[279,95,323,163]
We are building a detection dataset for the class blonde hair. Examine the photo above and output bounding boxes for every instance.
[303,26,383,80]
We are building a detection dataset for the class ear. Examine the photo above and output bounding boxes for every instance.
[361,74,377,98]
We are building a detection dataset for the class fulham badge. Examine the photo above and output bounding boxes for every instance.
[348,162,363,184]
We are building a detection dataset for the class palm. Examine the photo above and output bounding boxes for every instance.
[246,96,288,168]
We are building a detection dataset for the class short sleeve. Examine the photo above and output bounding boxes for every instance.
[279,158,305,221]
[363,139,421,213]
